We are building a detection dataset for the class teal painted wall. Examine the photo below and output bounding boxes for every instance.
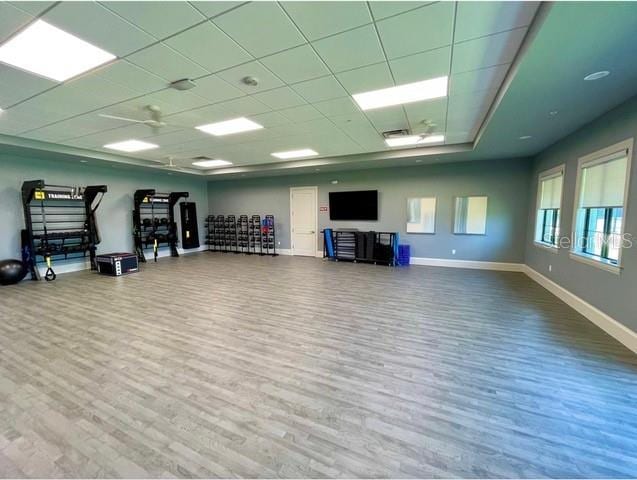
[525,95,637,332]
[208,158,533,262]
[0,154,208,262]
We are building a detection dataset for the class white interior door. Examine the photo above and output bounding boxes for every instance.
[290,187,318,257]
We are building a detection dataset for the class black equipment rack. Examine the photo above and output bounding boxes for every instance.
[133,189,188,263]
[261,214,277,256]
[327,230,397,266]
[237,215,250,254]
[249,215,262,254]
[21,180,107,281]
[224,215,238,253]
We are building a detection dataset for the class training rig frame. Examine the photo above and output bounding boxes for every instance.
[133,189,188,263]
[21,179,107,281]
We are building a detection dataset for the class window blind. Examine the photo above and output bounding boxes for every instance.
[580,153,628,208]
[539,172,563,209]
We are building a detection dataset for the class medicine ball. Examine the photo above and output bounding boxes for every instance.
[0,259,28,286]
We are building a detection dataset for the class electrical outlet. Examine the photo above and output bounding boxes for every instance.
[451,249,456,255]
[549,264,552,272]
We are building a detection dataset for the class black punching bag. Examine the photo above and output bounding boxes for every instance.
[179,202,200,249]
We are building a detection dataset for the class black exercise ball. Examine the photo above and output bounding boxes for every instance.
[0,259,28,286]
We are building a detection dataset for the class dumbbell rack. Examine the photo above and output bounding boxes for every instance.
[261,215,277,256]
[224,215,238,253]
[237,215,250,254]
[249,215,262,255]
[21,180,107,281]
[133,189,188,263]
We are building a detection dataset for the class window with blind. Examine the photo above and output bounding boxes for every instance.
[572,139,632,270]
[534,166,564,248]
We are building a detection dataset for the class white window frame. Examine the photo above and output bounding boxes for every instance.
[570,138,633,274]
[534,164,565,253]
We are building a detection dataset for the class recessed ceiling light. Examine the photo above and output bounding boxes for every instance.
[192,159,232,168]
[0,20,116,82]
[196,117,263,136]
[271,148,318,159]
[385,134,445,147]
[415,159,423,163]
[331,180,338,184]
[80,160,88,163]
[584,70,610,81]
[519,135,532,140]
[353,76,448,111]
[103,140,158,152]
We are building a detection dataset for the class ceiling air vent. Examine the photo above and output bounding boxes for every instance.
[382,129,410,139]
[192,156,213,160]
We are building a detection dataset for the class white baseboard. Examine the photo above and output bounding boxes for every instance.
[410,256,525,272]
[524,266,637,354]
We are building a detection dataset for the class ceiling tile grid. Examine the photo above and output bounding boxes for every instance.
[0,1,539,172]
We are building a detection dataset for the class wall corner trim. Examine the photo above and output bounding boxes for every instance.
[524,266,637,354]
[410,257,525,272]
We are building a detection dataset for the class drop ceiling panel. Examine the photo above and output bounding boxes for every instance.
[252,86,306,110]
[260,44,330,84]
[389,47,451,85]
[213,2,305,57]
[336,62,394,94]
[249,111,291,128]
[404,98,447,133]
[313,97,360,117]
[164,22,252,73]
[193,74,245,103]
[189,1,245,19]
[455,1,538,43]
[278,104,324,123]
[0,3,33,43]
[451,28,527,74]
[216,61,284,94]
[281,1,372,41]
[43,2,156,57]
[127,43,210,81]
[368,2,432,21]
[0,65,56,107]
[8,1,55,17]
[364,107,409,133]
[450,63,510,96]
[93,60,168,95]
[313,25,385,73]
[291,75,348,103]
[376,2,454,59]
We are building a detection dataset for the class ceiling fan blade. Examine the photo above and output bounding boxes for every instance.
[98,114,145,123]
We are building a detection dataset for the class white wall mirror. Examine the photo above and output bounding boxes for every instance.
[454,196,488,235]
[407,197,436,233]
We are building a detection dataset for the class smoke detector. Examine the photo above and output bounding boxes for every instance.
[242,76,259,87]
[170,78,196,91]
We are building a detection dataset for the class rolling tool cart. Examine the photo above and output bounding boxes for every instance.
[133,189,188,262]
[21,180,107,281]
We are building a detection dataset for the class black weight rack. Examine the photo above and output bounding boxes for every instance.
[237,215,250,254]
[249,215,262,255]
[133,189,188,263]
[205,215,215,251]
[21,180,107,281]
[223,215,238,253]
[261,215,277,256]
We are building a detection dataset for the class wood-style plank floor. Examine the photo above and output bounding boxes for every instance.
[1,253,636,478]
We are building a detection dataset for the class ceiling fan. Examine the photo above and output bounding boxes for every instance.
[99,105,168,134]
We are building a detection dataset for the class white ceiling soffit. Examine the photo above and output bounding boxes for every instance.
[0,1,541,176]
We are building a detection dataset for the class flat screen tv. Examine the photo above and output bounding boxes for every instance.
[329,190,378,221]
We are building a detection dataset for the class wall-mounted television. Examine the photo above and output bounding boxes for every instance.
[329,190,378,221]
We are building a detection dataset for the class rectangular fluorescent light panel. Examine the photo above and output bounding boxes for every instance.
[103,140,158,152]
[353,76,448,111]
[385,134,445,147]
[271,149,319,160]
[192,159,232,168]
[0,20,116,82]
[196,117,263,136]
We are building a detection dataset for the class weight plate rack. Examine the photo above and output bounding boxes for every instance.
[133,189,188,263]
[21,179,107,281]
[205,214,277,256]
